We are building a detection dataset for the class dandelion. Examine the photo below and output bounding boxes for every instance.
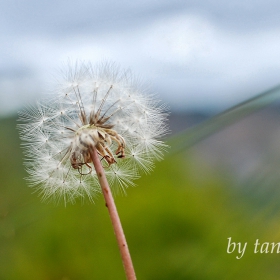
[18,61,168,280]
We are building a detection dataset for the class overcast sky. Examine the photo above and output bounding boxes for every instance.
[1,0,280,116]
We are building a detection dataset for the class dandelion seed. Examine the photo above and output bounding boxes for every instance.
[18,61,168,203]
[18,61,168,280]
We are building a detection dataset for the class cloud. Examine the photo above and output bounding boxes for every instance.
[1,1,280,115]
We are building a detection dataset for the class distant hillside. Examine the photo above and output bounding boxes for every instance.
[168,111,210,135]
[188,106,280,179]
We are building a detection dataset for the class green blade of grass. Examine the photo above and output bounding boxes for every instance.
[167,84,280,155]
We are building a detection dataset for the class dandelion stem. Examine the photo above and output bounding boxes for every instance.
[89,147,137,280]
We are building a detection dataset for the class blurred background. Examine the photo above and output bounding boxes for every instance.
[2,0,280,279]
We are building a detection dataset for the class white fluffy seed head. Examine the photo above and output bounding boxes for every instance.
[18,61,169,204]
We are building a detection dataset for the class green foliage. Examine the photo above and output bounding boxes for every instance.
[1,116,280,279]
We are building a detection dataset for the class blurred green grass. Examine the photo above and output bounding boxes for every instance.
[1,115,280,279]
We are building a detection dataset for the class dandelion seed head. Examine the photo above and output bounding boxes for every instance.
[18,61,168,203]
